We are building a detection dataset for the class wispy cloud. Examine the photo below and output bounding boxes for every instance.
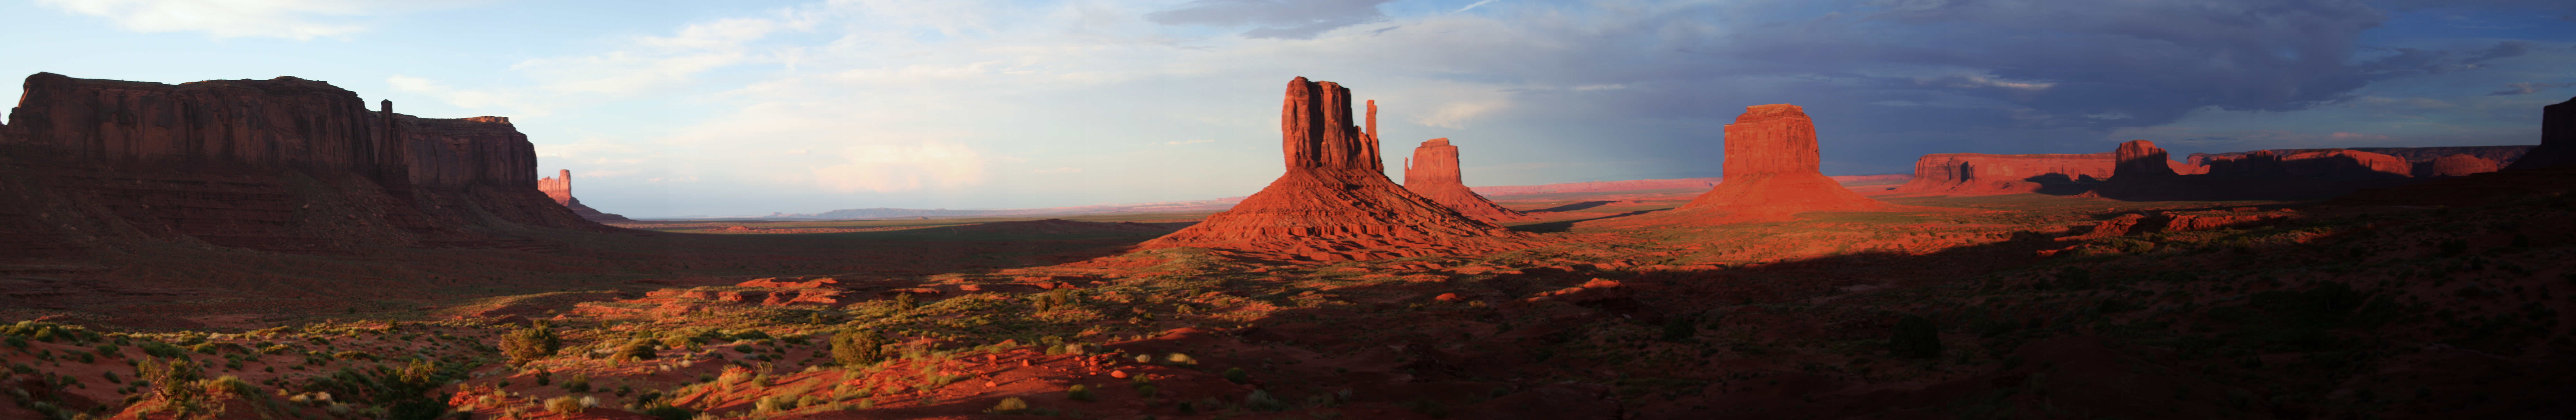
[34,0,485,39]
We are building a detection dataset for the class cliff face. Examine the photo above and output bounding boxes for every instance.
[1403,138,1534,222]
[1894,153,2115,195]
[1137,78,1529,262]
[0,72,609,260]
[2501,96,2575,170]
[1676,104,1884,214]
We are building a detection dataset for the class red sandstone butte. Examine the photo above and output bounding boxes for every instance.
[0,72,610,258]
[1135,77,1529,262]
[2502,96,2575,170]
[2420,154,2499,177]
[1672,104,1884,216]
[1895,153,2115,195]
[1403,138,1535,222]
[538,169,635,222]
[2113,140,2181,179]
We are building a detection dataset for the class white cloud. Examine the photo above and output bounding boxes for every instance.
[35,0,484,39]
[1411,100,1510,129]
[810,142,986,193]
[387,75,551,116]
[1165,139,1215,145]
[1032,167,1083,173]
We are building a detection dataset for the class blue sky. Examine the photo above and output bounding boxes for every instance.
[4,0,2571,217]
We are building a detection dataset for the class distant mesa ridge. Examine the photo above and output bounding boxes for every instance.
[1134,77,1532,262]
[2332,95,2576,206]
[0,72,610,259]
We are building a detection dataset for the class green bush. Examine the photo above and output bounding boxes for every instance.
[615,340,659,362]
[1890,315,1943,358]
[499,324,561,366]
[1222,367,1249,384]
[1067,384,1093,401]
[987,397,1031,414]
[831,330,888,368]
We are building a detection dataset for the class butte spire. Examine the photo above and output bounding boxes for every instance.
[1135,77,1531,262]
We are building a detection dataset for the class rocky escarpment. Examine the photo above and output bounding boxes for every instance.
[1136,77,1530,262]
[1894,153,2116,195]
[0,72,609,260]
[2334,96,2576,206]
[1403,138,1533,222]
[537,169,633,222]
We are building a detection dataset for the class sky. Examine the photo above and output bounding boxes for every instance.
[3,0,2572,217]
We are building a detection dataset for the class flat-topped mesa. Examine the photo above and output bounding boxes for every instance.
[1403,138,1536,222]
[2502,96,2576,170]
[1894,152,2116,195]
[1138,77,1529,262]
[0,72,611,258]
[2112,140,2180,179]
[2423,154,2500,177]
[538,169,636,222]
[1675,104,1884,214]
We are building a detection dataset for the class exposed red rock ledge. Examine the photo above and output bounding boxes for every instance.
[538,169,634,222]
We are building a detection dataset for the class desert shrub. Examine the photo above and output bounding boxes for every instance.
[332,351,377,361]
[642,405,695,420]
[1067,384,1094,401]
[1163,353,1197,365]
[1890,315,1943,358]
[1409,398,1449,418]
[1659,316,1697,342]
[1222,367,1249,384]
[258,344,291,355]
[830,330,888,368]
[499,324,562,366]
[1136,385,1159,398]
[1244,389,1289,411]
[139,342,185,358]
[544,396,585,414]
[562,373,591,392]
[987,397,1031,414]
[137,357,214,417]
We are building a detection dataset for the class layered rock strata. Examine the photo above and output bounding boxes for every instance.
[537,169,634,222]
[0,72,609,259]
[1894,153,2117,195]
[1137,77,1529,262]
[1403,138,1534,222]
[2419,154,2500,177]
[1673,104,1884,216]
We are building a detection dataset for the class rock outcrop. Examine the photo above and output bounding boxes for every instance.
[1402,138,1534,222]
[2112,140,2181,179]
[2090,143,2438,201]
[2501,96,2575,170]
[1589,104,1887,224]
[1135,77,1530,262]
[2420,154,2500,177]
[2278,149,2411,179]
[2335,96,2576,206]
[0,72,610,260]
[537,169,634,222]
[1894,153,2116,195]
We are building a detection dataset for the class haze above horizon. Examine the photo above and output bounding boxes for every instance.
[3,0,2571,217]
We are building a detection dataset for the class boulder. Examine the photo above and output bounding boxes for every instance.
[1403,137,1535,222]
